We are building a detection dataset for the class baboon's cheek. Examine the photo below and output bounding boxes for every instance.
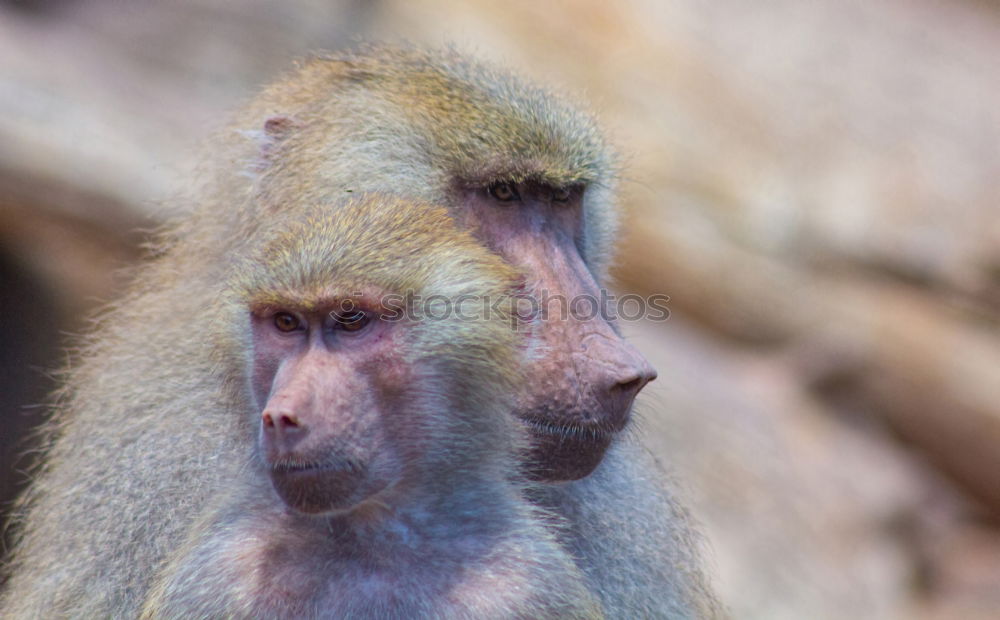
[512,243,656,480]
[455,189,656,480]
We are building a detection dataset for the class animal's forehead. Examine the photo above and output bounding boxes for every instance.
[233,196,518,303]
[313,48,613,186]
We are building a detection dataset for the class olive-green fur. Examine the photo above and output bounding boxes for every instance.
[179,45,619,283]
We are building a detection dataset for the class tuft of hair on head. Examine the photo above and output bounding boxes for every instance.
[322,44,615,185]
[212,44,622,280]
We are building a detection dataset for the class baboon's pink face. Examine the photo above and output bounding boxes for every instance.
[456,182,657,482]
[249,299,411,515]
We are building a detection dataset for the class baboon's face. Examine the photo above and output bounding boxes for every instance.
[249,296,410,515]
[456,181,657,482]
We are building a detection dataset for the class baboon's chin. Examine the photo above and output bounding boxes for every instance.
[268,464,369,515]
[520,424,614,482]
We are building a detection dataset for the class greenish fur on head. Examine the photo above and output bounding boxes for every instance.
[215,44,620,281]
[331,45,612,187]
[227,193,523,395]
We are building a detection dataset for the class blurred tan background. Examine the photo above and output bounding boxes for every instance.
[1,1,998,617]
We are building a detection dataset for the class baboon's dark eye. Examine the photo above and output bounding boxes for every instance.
[274,312,301,333]
[488,181,520,202]
[552,187,572,203]
[331,310,371,332]
[330,300,371,333]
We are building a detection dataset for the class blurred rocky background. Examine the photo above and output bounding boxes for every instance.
[0,0,997,618]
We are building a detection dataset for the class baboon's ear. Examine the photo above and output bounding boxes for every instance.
[238,115,302,176]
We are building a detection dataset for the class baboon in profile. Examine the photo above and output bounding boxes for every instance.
[138,194,601,619]
[1,46,719,618]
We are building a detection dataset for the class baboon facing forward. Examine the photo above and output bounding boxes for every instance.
[136,194,602,619]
